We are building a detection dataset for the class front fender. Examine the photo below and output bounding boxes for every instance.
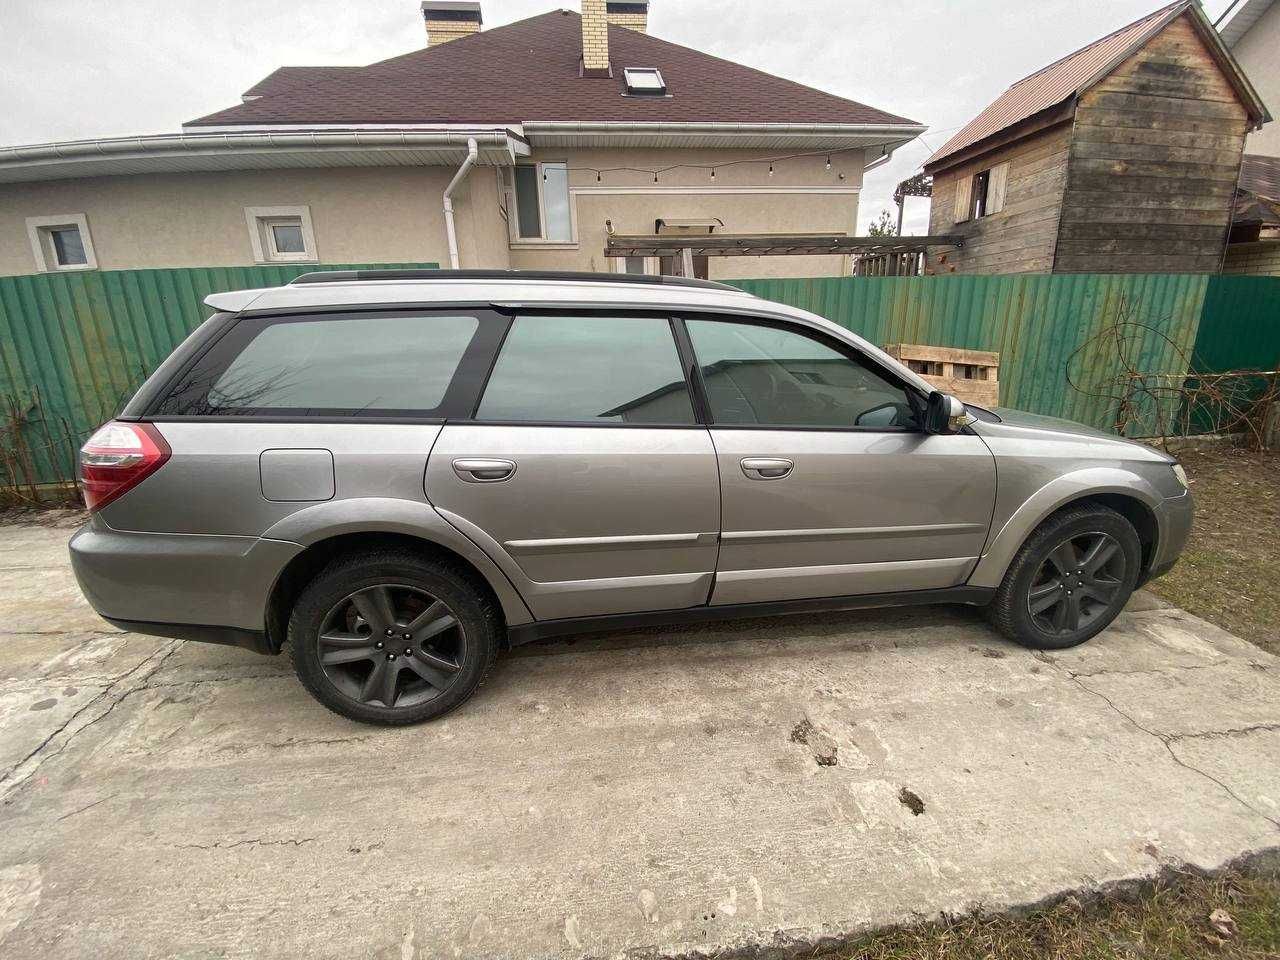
[260,497,534,625]
[968,467,1163,589]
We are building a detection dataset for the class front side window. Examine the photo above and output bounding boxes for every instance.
[157,313,482,417]
[476,315,694,424]
[685,318,919,429]
[512,162,573,241]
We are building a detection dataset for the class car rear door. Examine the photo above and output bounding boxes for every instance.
[426,312,720,621]
[680,315,996,606]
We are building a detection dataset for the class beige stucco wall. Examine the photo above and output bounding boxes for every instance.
[0,145,863,279]
[0,165,509,277]
[1233,0,1280,156]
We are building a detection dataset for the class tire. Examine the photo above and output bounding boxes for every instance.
[289,549,500,725]
[987,505,1141,650]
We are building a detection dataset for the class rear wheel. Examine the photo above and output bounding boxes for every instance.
[988,505,1141,650]
[289,551,500,724]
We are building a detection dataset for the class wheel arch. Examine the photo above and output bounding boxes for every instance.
[969,470,1162,590]
[260,499,534,652]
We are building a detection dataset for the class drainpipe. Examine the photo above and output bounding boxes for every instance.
[443,137,479,269]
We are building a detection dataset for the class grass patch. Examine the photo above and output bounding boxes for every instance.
[826,865,1280,960]
[1145,439,1280,657]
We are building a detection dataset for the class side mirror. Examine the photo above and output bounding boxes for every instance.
[924,391,966,434]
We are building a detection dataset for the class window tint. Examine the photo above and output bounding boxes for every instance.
[685,319,919,429]
[160,314,479,416]
[476,315,694,424]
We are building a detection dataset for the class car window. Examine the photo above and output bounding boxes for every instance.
[475,315,694,424]
[156,313,480,416]
[685,318,919,429]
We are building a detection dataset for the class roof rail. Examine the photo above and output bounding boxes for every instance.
[288,268,744,292]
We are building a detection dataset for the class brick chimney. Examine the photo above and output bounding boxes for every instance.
[607,1,648,32]
[581,0,611,76]
[421,1,482,46]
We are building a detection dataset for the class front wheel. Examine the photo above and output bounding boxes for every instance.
[289,550,500,724]
[988,505,1141,650]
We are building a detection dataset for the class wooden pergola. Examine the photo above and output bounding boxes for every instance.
[604,232,963,276]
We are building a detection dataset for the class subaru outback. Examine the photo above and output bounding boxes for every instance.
[70,270,1192,724]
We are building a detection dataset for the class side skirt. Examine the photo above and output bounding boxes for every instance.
[506,586,995,646]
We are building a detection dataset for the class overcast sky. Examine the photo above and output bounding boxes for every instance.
[0,0,1237,234]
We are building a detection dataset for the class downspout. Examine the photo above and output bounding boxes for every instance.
[443,137,479,269]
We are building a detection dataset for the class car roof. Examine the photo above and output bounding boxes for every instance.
[204,270,759,314]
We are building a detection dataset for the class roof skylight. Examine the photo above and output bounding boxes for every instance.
[623,67,667,96]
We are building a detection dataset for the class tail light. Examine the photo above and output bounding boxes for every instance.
[79,421,171,512]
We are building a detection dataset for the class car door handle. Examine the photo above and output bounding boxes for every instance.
[452,458,516,483]
[740,457,793,480]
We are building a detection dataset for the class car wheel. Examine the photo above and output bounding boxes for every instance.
[988,505,1141,650]
[289,550,500,725]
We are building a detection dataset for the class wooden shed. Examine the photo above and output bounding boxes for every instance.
[922,0,1270,274]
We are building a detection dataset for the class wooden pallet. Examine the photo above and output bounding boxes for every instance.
[884,344,1000,407]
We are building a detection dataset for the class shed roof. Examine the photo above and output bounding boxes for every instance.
[925,1,1268,172]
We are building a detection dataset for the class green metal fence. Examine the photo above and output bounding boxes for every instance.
[0,263,434,489]
[2,265,1277,490]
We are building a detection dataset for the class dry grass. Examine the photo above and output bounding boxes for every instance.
[1145,439,1280,657]
[825,866,1280,960]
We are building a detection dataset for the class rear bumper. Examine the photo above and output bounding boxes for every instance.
[1140,491,1193,586]
[68,521,302,651]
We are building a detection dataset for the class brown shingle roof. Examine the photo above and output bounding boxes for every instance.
[926,2,1187,170]
[241,66,363,100]
[189,10,917,128]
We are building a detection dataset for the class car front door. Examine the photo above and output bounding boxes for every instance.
[681,315,997,606]
[426,312,719,621]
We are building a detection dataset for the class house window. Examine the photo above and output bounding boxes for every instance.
[953,161,1008,223]
[26,214,98,272]
[623,68,667,96]
[614,256,656,275]
[244,206,317,262]
[512,162,573,242]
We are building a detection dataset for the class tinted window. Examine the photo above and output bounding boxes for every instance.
[686,319,919,429]
[476,315,694,424]
[158,313,480,416]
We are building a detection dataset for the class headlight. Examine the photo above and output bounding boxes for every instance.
[1171,463,1188,490]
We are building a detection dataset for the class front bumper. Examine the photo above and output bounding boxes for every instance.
[1140,491,1193,585]
[68,519,303,652]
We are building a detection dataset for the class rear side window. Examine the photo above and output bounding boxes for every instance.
[154,312,486,417]
[475,315,694,424]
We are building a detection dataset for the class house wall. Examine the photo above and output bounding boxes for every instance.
[1054,13,1249,274]
[1223,239,1280,274]
[507,147,860,279]
[0,166,511,278]
[0,146,861,280]
[1230,0,1280,156]
[925,123,1073,274]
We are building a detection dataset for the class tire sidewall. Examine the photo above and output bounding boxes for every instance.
[290,555,496,724]
[1006,511,1141,650]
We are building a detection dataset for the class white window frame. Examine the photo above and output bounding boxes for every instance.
[507,162,578,247]
[26,214,98,272]
[244,205,318,263]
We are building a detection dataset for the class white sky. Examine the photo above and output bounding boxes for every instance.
[0,0,1238,235]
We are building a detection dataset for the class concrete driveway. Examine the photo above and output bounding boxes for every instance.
[1,515,1278,959]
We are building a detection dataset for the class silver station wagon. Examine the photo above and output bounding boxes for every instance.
[70,270,1192,724]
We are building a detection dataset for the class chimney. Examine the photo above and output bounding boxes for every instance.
[606,1,648,33]
[421,1,482,47]
[580,0,611,76]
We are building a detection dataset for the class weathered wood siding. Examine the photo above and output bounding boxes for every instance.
[927,123,1072,274]
[1054,13,1250,274]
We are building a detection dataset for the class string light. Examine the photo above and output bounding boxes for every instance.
[568,146,863,187]
[768,164,774,178]
[825,155,832,171]
[710,168,715,179]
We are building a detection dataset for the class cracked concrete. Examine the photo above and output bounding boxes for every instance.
[0,517,1278,959]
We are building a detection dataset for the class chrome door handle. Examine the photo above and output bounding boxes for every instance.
[452,458,516,483]
[740,457,793,480]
